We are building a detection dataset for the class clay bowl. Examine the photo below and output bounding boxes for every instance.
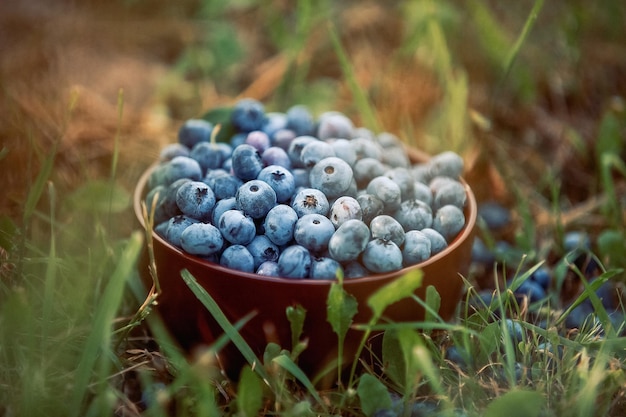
[133,148,477,381]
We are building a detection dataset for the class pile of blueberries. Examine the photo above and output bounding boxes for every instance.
[145,98,468,279]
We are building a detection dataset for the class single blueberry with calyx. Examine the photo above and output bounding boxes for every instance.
[175,180,216,222]
[218,209,256,245]
[277,245,312,279]
[231,144,264,181]
[370,215,405,247]
[394,199,433,231]
[432,204,465,242]
[257,165,295,204]
[180,222,224,257]
[178,119,213,149]
[309,256,344,280]
[263,204,299,246]
[231,98,267,133]
[235,179,277,219]
[246,235,280,269]
[294,213,335,253]
[362,238,403,273]
[328,219,370,262]
[291,188,330,217]
[402,230,432,266]
[220,244,255,273]
[329,196,362,228]
[309,157,354,199]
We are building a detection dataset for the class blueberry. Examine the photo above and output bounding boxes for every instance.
[471,237,496,264]
[272,128,297,151]
[420,228,448,255]
[162,178,191,218]
[328,138,357,167]
[362,238,403,273]
[218,209,256,245]
[211,197,237,225]
[292,168,311,189]
[277,245,312,279]
[432,205,465,242]
[309,256,344,280]
[431,177,466,210]
[220,245,255,273]
[257,165,295,204]
[145,184,169,224]
[231,144,264,181]
[393,199,433,231]
[370,215,405,247]
[411,163,431,184]
[503,319,524,346]
[162,156,203,185]
[300,140,336,168]
[287,135,317,168]
[402,230,432,266]
[178,119,213,148]
[329,196,362,228]
[563,231,592,252]
[246,235,280,269]
[317,111,354,140]
[366,176,402,213]
[231,98,267,133]
[477,201,511,230]
[384,167,414,200]
[294,213,335,253]
[328,219,370,262]
[286,105,315,136]
[261,146,292,169]
[291,188,330,217]
[350,137,383,160]
[175,180,216,221]
[180,222,224,257]
[309,157,354,199]
[353,158,387,189]
[445,345,470,370]
[164,215,200,248]
[356,193,385,226]
[245,130,271,153]
[261,112,287,138]
[427,151,464,179]
[256,261,280,277]
[514,279,547,304]
[235,180,277,219]
[204,169,242,200]
[190,141,224,173]
[412,181,433,207]
[381,146,410,168]
[530,265,552,290]
[159,143,190,161]
[263,204,299,246]
[230,132,247,148]
[343,260,369,278]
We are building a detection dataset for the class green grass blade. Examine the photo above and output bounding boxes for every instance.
[180,269,270,383]
[272,353,324,407]
[501,0,545,81]
[69,230,143,416]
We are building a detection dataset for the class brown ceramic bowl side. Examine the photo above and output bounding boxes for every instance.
[134,153,477,376]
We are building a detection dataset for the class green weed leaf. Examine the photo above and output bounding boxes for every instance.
[484,389,546,417]
[368,270,423,319]
[424,285,441,323]
[287,304,307,350]
[237,365,264,417]
[357,374,392,417]
[327,282,358,342]
[272,354,324,407]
